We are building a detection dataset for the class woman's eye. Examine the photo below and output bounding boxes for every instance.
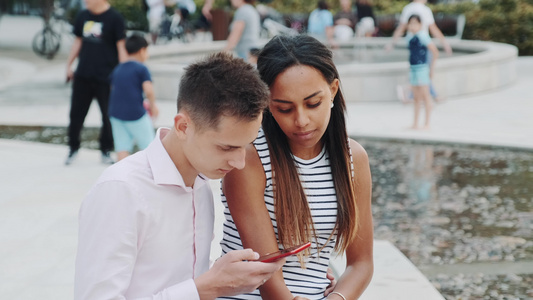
[308,101,322,108]
[277,108,292,113]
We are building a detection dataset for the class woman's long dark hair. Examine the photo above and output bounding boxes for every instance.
[257,35,359,255]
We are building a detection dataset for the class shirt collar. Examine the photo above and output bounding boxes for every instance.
[146,128,207,190]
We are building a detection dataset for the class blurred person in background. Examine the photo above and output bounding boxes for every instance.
[146,0,166,44]
[307,0,336,47]
[224,0,261,60]
[333,0,356,41]
[65,0,127,165]
[355,0,376,37]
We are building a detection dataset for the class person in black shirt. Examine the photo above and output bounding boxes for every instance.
[65,0,127,165]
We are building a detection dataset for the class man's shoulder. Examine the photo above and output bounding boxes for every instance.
[97,153,150,184]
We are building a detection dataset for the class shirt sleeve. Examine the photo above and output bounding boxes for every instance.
[141,65,152,83]
[113,10,127,41]
[422,6,435,25]
[73,11,84,37]
[399,6,410,24]
[322,11,334,27]
[418,32,432,46]
[74,181,200,300]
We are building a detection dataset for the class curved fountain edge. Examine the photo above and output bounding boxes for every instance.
[148,38,518,102]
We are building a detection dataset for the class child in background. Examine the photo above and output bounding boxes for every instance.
[406,14,438,130]
[108,33,159,161]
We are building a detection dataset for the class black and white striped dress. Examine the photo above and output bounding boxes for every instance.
[219,129,339,299]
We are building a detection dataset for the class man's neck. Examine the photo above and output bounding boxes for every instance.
[161,128,199,188]
[90,2,111,15]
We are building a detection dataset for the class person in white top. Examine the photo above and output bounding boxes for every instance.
[74,52,285,300]
[146,0,166,44]
[385,0,452,55]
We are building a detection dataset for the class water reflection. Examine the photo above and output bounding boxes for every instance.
[360,138,533,299]
[363,139,533,264]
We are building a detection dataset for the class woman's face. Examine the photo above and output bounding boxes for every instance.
[269,65,339,159]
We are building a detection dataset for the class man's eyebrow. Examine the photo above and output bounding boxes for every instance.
[272,91,322,103]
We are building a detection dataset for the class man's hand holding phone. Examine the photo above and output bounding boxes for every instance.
[257,242,311,263]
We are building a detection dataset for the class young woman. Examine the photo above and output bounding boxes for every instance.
[219,35,374,300]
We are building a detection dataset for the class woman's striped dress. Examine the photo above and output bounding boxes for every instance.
[218,129,339,299]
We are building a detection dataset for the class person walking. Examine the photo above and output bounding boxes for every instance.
[65,0,127,165]
[223,0,261,60]
[74,52,284,299]
[108,34,159,162]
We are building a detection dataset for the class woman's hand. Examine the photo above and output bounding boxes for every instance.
[324,267,337,296]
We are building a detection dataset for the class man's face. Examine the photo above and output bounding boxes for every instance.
[182,114,263,180]
[84,0,106,12]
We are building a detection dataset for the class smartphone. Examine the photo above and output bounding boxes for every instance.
[257,242,311,263]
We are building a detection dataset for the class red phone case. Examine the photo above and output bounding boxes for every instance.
[258,242,311,263]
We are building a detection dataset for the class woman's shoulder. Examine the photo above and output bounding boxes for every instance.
[349,138,369,162]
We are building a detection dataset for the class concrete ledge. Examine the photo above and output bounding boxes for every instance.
[330,241,445,300]
[335,38,518,102]
[148,41,225,101]
[148,38,518,103]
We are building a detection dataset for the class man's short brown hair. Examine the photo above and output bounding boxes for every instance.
[177,52,270,131]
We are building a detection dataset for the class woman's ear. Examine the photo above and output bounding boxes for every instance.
[330,78,340,100]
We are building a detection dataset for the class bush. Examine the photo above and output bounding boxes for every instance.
[109,0,148,31]
[432,0,533,56]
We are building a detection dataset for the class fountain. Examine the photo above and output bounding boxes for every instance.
[147,37,518,102]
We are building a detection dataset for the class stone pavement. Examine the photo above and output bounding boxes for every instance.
[1,14,531,300]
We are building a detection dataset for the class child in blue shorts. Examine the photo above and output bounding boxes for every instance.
[407,14,438,130]
[109,34,159,161]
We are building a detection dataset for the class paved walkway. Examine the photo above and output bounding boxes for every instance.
[1,14,531,300]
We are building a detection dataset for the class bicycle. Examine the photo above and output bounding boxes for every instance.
[32,0,72,60]
[158,10,196,44]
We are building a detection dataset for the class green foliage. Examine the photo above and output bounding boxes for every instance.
[372,0,410,15]
[432,0,533,56]
[109,0,148,31]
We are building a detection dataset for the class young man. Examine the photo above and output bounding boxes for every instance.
[74,52,284,299]
[65,0,127,165]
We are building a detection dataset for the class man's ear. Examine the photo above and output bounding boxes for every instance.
[173,113,190,138]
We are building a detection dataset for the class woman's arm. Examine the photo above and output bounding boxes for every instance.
[223,144,296,300]
[224,20,245,52]
[326,139,374,300]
